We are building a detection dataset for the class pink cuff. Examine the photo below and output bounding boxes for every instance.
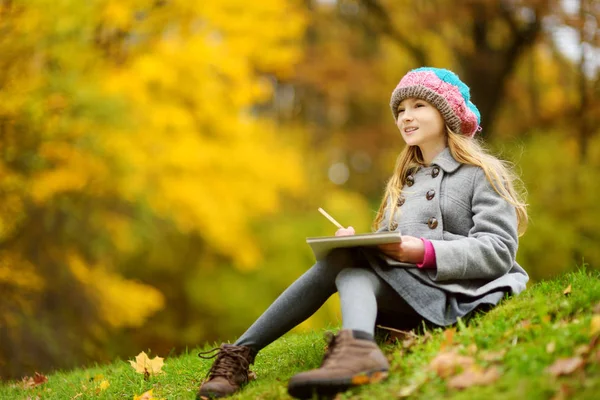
[416,238,437,269]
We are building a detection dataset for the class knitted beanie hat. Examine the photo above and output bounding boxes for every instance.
[390,67,481,137]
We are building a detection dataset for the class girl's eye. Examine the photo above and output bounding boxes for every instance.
[398,109,405,113]
[415,103,425,107]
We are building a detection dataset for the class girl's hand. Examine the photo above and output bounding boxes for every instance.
[335,226,355,236]
[378,235,424,263]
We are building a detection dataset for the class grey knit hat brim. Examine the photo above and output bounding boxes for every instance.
[390,85,464,135]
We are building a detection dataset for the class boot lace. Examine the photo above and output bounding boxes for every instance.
[321,331,343,367]
[198,346,252,384]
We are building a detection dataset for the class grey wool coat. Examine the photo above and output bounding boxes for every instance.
[362,147,529,327]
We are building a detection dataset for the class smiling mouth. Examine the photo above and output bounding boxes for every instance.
[404,127,418,134]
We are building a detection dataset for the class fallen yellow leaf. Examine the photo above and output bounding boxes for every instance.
[99,380,110,391]
[129,352,165,376]
[133,389,161,400]
[563,284,572,295]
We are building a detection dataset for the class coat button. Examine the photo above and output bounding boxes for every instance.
[427,217,438,229]
[397,196,405,206]
[426,190,435,200]
[390,221,399,230]
[432,167,440,178]
[406,175,414,187]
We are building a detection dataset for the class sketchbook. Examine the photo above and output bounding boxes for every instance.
[306,231,403,261]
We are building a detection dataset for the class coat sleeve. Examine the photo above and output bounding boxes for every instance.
[429,168,519,281]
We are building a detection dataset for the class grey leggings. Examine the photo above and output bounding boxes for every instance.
[235,249,419,354]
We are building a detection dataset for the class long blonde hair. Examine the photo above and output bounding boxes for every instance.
[372,127,528,236]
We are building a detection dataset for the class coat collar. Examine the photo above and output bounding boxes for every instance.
[431,147,461,173]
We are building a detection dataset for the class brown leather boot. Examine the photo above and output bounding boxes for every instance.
[197,344,255,399]
[287,330,389,399]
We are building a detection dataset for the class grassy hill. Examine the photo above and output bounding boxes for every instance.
[2,268,599,399]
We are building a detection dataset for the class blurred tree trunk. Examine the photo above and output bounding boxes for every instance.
[460,2,543,137]
[358,0,547,136]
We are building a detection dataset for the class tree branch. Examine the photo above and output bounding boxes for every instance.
[357,0,427,65]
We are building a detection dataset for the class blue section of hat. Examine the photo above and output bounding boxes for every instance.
[411,67,481,125]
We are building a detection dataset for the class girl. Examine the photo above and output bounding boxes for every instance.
[197,67,529,399]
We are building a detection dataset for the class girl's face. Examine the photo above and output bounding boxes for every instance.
[396,98,446,153]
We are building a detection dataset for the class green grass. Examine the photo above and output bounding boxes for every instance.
[2,268,600,399]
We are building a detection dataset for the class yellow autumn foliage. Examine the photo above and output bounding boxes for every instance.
[0,252,44,293]
[96,0,307,268]
[68,253,164,328]
[0,0,307,378]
